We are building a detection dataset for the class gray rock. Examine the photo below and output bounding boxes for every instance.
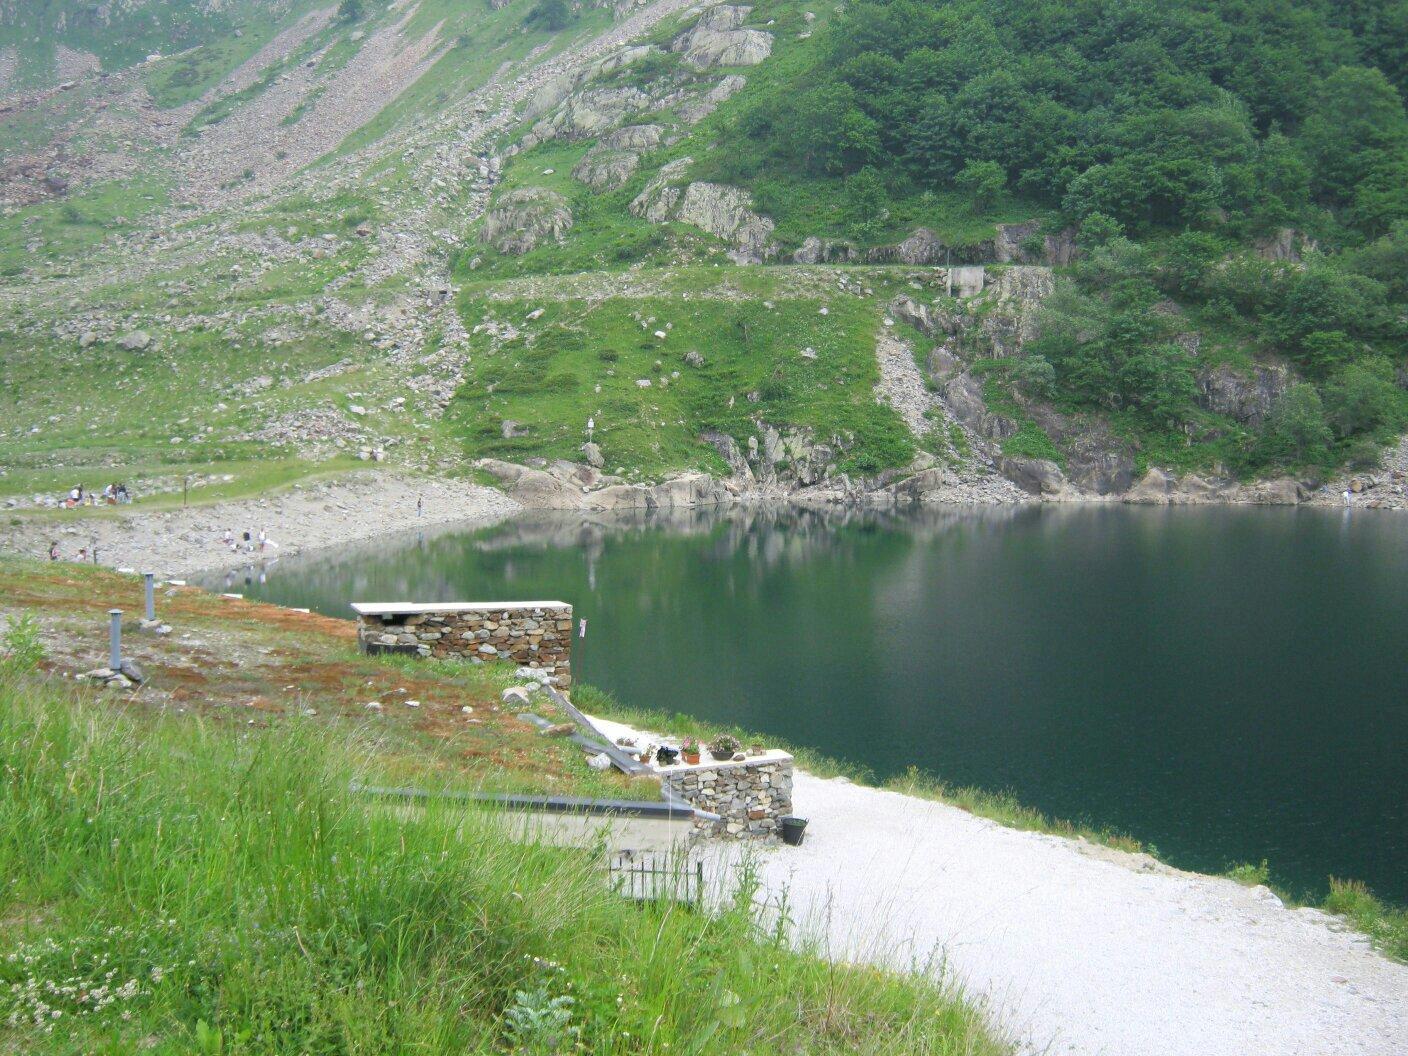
[998,456,1066,496]
[581,441,604,468]
[674,182,776,262]
[117,330,152,351]
[1195,362,1291,428]
[601,124,665,151]
[673,6,773,68]
[572,147,640,190]
[480,188,573,254]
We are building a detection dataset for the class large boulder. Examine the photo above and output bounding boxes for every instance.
[480,188,573,254]
[672,6,773,68]
[1126,468,1174,504]
[794,236,857,264]
[117,330,152,351]
[632,168,776,262]
[601,123,665,151]
[679,74,747,123]
[475,459,584,508]
[995,221,1079,266]
[572,147,640,190]
[531,86,651,143]
[674,182,776,262]
[629,157,692,222]
[998,456,1066,496]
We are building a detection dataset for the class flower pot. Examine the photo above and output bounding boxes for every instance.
[683,750,700,765]
[779,816,807,846]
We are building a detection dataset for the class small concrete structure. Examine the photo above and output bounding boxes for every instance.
[352,601,573,685]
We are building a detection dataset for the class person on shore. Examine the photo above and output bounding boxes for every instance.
[76,546,87,562]
[48,542,59,561]
[242,528,252,553]
[66,485,82,508]
[258,527,268,552]
[116,482,130,504]
[1343,489,1353,507]
[222,528,234,550]
[417,495,423,518]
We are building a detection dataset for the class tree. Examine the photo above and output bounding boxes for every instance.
[842,166,889,241]
[1260,384,1333,466]
[1323,362,1401,438]
[1301,66,1408,204]
[955,160,1004,212]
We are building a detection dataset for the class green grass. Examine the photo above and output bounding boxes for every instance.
[0,457,364,510]
[0,179,170,276]
[999,422,1064,465]
[0,666,1006,1054]
[448,271,915,477]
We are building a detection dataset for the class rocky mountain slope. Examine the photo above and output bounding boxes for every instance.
[3,0,1407,510]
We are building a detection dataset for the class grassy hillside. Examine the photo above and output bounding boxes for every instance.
[0,562,1007,1054]
[4,0,1408,502]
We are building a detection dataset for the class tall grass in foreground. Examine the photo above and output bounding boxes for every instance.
[0,674,1006,1055]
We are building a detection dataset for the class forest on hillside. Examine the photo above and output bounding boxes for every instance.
[707,0,1408,475]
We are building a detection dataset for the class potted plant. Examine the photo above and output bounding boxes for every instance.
[681,737,701,765]
[709,734,742,762]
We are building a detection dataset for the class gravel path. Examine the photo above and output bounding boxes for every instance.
[0,473,520,577]
[590,716,1408,1056]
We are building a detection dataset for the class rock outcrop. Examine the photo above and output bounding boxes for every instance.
[475,459,732,511]
[995,220,1079,266]
[630,165,776,262]
[1195,362,1292,427]
[672,6,773,68]
[480,188,573,254]
[572,146,640,189]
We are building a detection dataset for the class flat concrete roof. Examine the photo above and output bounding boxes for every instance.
[351,601,569,616]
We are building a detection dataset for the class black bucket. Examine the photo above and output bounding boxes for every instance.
[779,816,807,846]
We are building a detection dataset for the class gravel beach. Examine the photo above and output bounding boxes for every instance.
[0,473,521,578]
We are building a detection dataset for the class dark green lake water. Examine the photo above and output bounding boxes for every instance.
[218,504,1408,902]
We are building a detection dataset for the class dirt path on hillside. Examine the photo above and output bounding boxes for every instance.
[0,473,520,578]
[589,715,1408,1056]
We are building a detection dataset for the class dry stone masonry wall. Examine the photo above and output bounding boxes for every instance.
[659,753,793,841]
[353,602,572,685]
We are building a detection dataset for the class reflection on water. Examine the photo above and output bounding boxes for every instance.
[216,503,1408,901]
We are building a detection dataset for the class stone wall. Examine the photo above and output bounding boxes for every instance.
[659,753,793,841]
[352,602,572,685]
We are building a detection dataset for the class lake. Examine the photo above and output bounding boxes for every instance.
[216,503,1408,903]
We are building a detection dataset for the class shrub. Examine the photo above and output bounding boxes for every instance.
[0,614,43,676]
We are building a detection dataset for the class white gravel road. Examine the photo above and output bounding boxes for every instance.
[588,716,1408,1056]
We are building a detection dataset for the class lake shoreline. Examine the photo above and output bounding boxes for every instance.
[4,461,1408,582]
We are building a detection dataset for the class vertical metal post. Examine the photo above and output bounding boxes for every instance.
[143,573,155,622]
[108,609,123,671]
